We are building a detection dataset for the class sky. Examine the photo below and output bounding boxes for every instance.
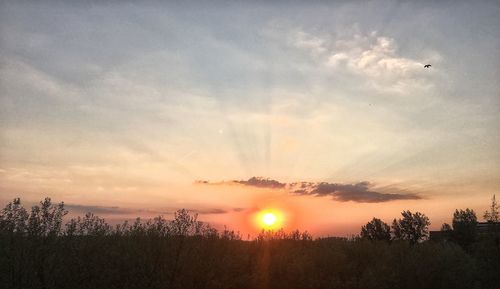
[1,1,499,236]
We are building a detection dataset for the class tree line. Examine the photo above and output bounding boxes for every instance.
[0,197,499,289]
[359,195,500,249]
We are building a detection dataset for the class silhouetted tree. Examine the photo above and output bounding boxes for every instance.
[256,229,312,241]
[0,198,28,235]
[441,223,452,232]
[170,209,198,236]
[452,208,478,248]
[483,194,499,222]
[146,215,172,237]
[360,218,391,241]
[66,212,111,236]
[391,210,430,244]
[27,197,67,237]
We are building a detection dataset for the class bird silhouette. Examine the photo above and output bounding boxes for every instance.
[424,64,431,68]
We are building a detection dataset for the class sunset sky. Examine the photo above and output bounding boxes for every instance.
[1,1,499,236]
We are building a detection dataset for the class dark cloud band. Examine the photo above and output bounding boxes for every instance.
[65,204,228,215]
[198,177,421,203]
[290,181,420,203]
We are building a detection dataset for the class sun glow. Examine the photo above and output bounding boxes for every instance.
[256,209,284,230]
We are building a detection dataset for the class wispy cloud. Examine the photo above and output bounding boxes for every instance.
[198,177,421,203]
[65,204,228,216]
[65,204,139,215]
[292,31,327,55]
[196,177,286,189]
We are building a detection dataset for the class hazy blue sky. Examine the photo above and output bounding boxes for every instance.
[1,1,499,235]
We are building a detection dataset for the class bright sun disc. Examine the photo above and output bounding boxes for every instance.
[262,213,277,226]
[256,209,284,230]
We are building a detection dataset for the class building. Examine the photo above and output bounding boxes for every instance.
[429,221,500,241]
[477,221,500,234]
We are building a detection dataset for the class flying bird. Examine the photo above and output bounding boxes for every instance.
[424,64,432,68]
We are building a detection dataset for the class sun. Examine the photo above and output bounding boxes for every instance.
[262,212,277,226]
[256,209,284,230]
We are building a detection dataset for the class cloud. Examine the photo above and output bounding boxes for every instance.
[289,181,421,203]
[65,204,137,215]
[291,29,439,94]
[235,177,286,189]
[65,204,228,216]
[292,31,327,55]
[199,177,421,203]
[192,208,228,215]
[196,177,286,189]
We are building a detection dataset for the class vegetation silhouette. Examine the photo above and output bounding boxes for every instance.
[1,197,499,289]
[484,194,499,222]
[391,210,430,244]
[360,218,391,241]
[452,208,478,248]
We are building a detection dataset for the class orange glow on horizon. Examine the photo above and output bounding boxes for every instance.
[224,193,304,236]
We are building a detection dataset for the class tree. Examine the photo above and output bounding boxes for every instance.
[27,197,67,237]
[440,223,452,232]
[65,212,111,236]
[360,218,391,241]
[391,210,430,244]
[452,208,477,247]
[0,198,28,235]
[170,209,198,236]
[483,194,499,222]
